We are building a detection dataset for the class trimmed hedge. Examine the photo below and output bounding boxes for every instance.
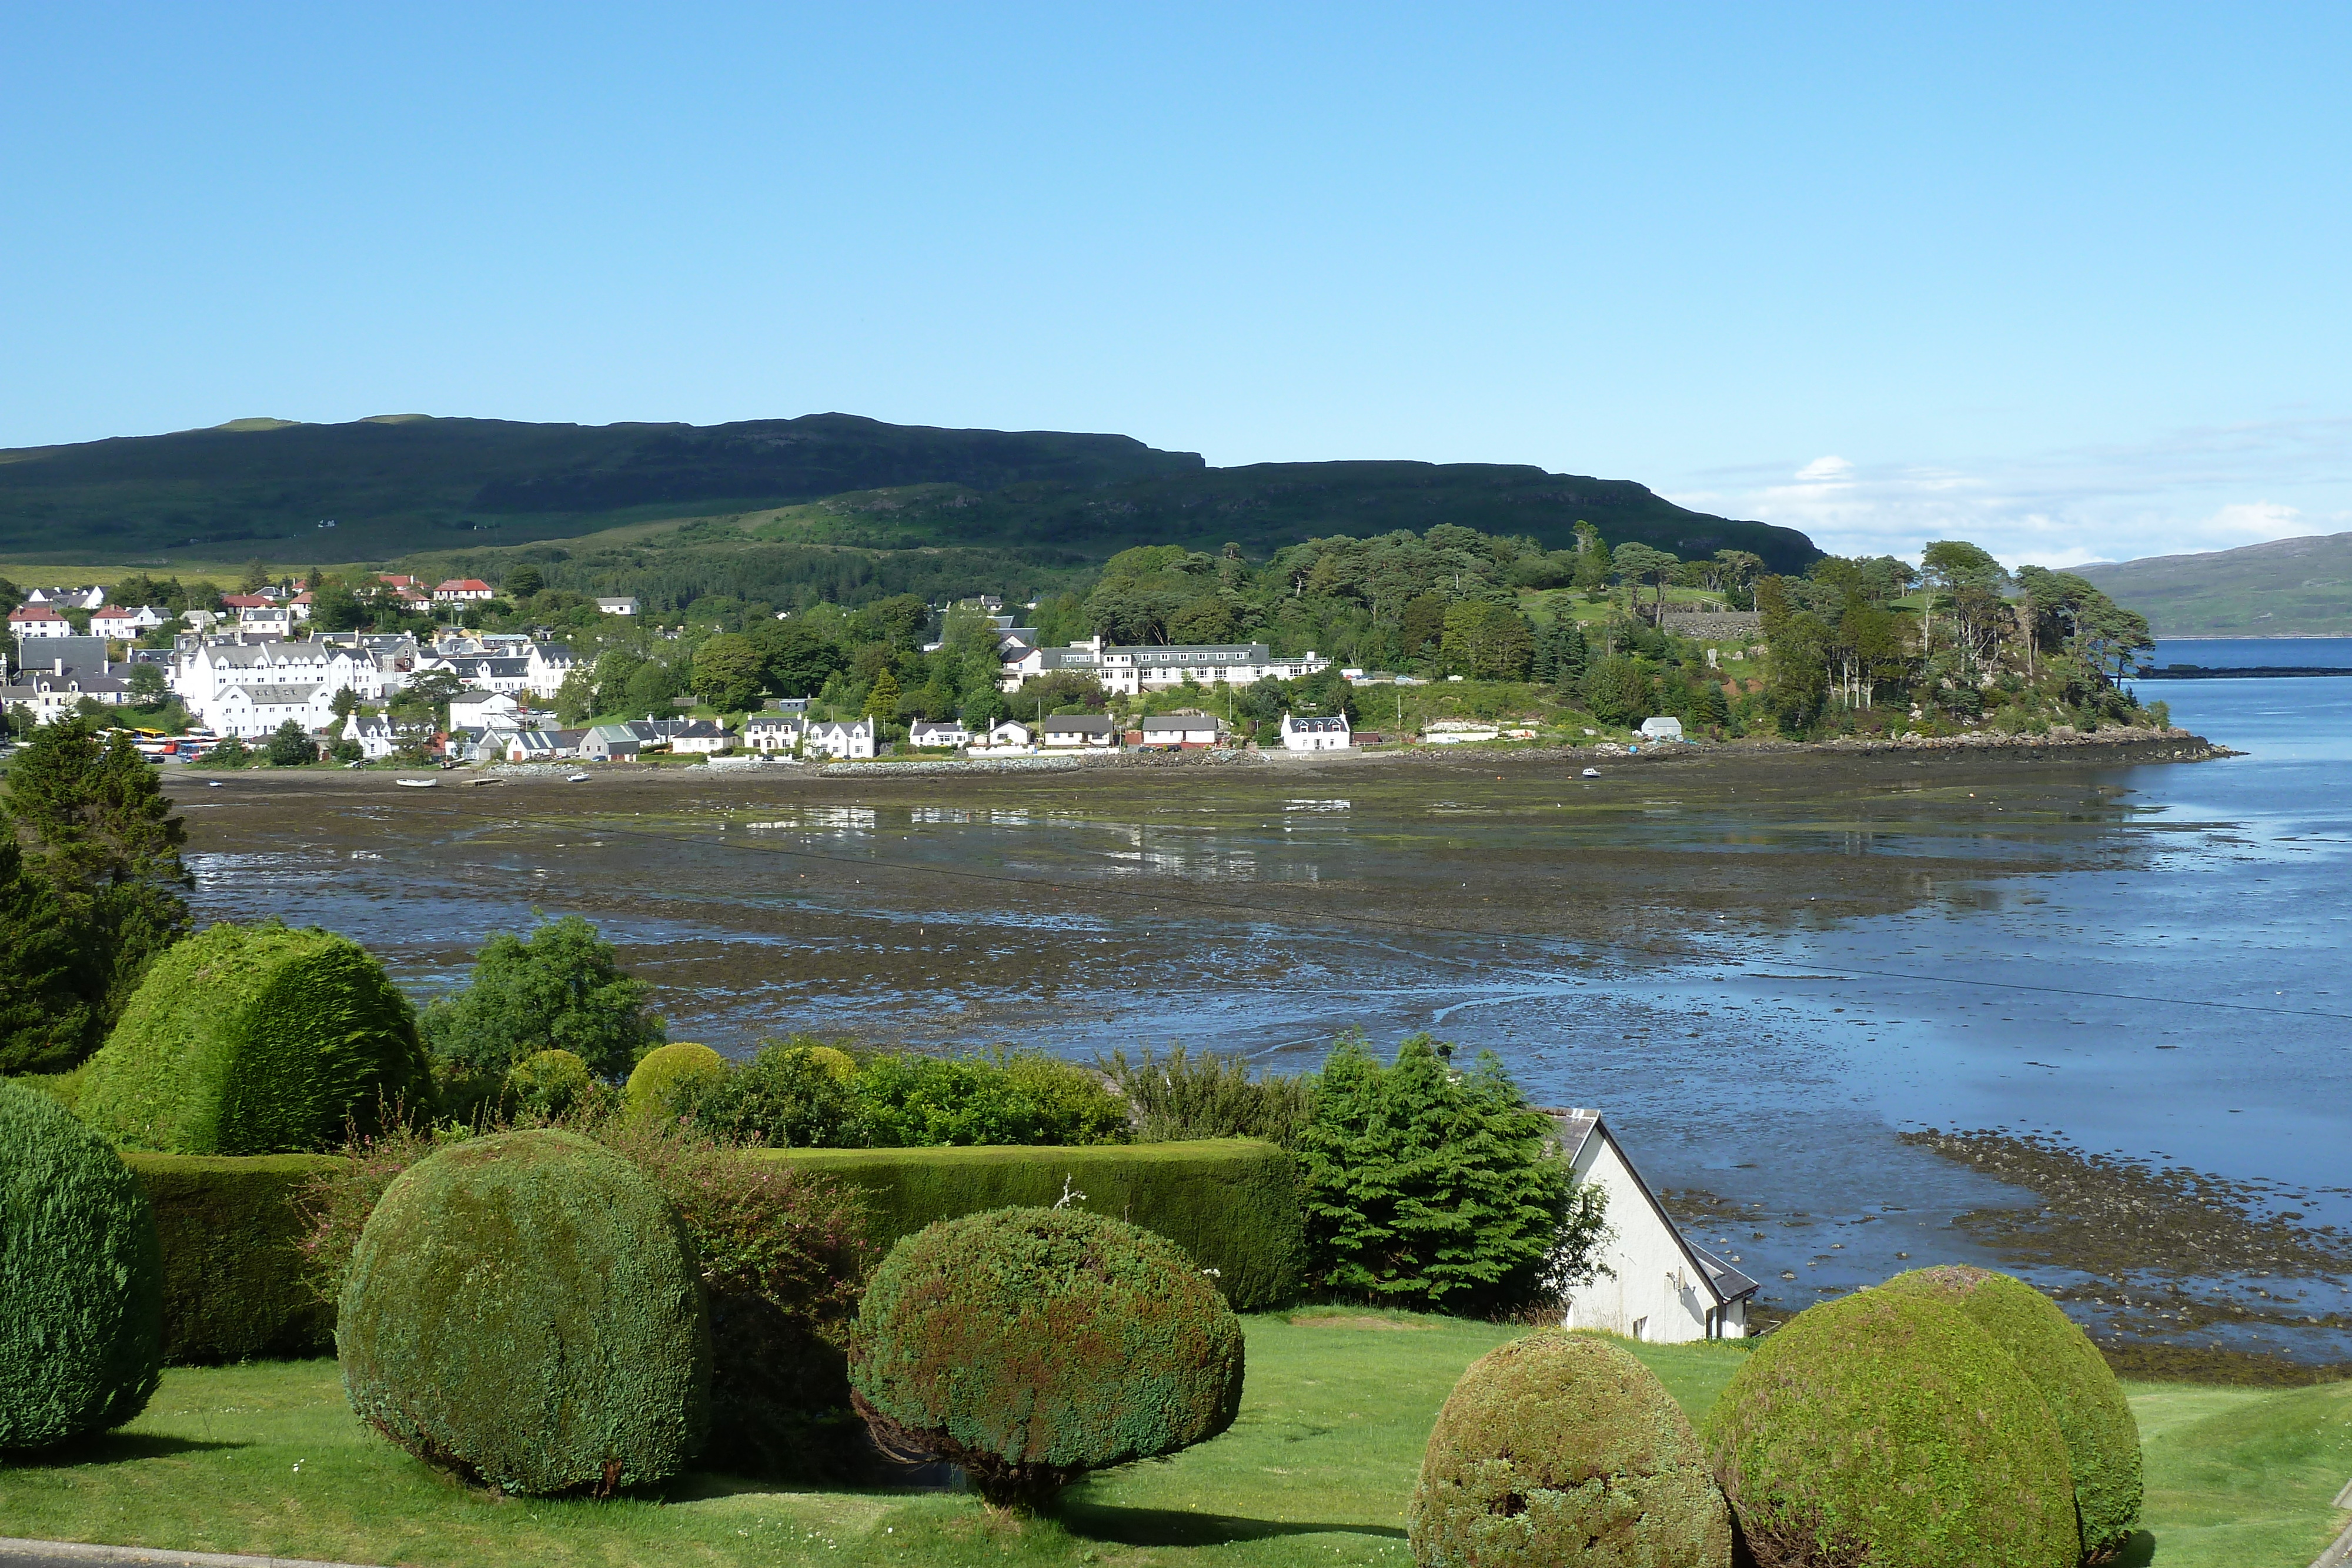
[339,1129,711,1495]
[122,1152,337,1363]
[1,1079,164,1449]
[757,1138,1303,1309]
[626,1042,728,1121]
[1408,1330,1730,1567]
[849,1206,1245,1507]
[1880,1265,2143,1560]
[1705,1289,2078,1568]
[77,922,430,1155]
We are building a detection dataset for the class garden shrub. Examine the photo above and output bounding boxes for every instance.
[763,1138,1304,1309]
[1880,1264,2142,1560]
[1101,1042,1318,1145]
[853,1050,1128,1147]
[75,922,429,1155]
[1705,1289,2078,1568]
[504,1047,594,1120]
[625,1041,729,1121]
[1298,1032,1582,1314]
[1408,1330,1730,1568]
[686,1038,865,1147]
[338,1128,711,1495]
[849,1206,1245,1508]
[419,914,664,1085]
[125,1152,338,1362]
[0,1078,164,1448]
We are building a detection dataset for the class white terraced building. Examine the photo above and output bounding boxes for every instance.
[210,681,339,738]
[997,637,1328,695]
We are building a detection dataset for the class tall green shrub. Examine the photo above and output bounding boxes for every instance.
[338,1129,711,1495]
[1880,1265,2142,1560]
[849,1207,1244,1508]
[854,1051,1128,1147]
[1705,1289,2078,1568]
[1297,1032,1581,1313]
[1409,1330,1730,1568]
[76,922,429,1155]
[0,1079,164,1448]
[420,914,664,1086]
[0,837,91,1075]
[1100,1043,1317,1145]
[626,1041,729,1121]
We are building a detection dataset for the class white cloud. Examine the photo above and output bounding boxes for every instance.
[1662,417,2352,568]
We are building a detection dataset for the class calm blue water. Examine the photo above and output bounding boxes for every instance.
[2151,636,2352,668]
[176,680,2352,1351]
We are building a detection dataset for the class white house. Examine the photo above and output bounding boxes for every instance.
[447,690,523,730]
[1041,715,1118,749]
[971,718,1035,754]
[1638,717,1686,743]
[741,713,804,754]
[0,658,134,723]
[1279,712,1351,751]
[908,718,970,749]
[525,641,577,699]
[341,713,400,760]
[504,728,584,763]
[434,578,495,603]
[658,718,733,755]
[997,637,1331,696]
[803,717,876,760]
[239,606,295,637]
[91,604,166,637]
[1138,714,1222,748]
[211,681,338,739]
[25,586,106,610]
[9,604,76,640]
[1548,1109,1756,1343]
[596,597,639,616]
[440,656,534,697]
[1421,720,1501,745]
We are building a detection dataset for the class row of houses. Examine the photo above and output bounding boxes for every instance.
[991,631,1331,696]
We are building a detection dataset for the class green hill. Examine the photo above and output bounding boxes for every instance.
[0,413,1817,574]
[2073,533,2352,637]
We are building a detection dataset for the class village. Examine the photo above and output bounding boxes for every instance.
[5,576,1692,767]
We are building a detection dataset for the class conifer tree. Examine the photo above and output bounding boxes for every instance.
[0,838,91,1074]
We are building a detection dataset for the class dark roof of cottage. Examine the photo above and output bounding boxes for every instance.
[1043,714,1115,733]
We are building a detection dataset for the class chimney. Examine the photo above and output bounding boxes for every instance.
[54,658,63,676]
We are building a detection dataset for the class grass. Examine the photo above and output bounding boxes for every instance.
[0,1314,2343,1567]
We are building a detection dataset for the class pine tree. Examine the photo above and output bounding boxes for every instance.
[864,668,902,719]
[0,838,91,1074]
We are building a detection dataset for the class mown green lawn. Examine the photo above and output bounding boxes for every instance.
[1,1312,2344,1568]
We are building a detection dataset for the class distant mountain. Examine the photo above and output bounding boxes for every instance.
[2073,533,2352,637]
[0,413,1819,573]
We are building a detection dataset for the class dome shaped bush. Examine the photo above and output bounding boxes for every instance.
[76,922,429,1155]
[848,1206,1244,1507]
[626,1042,729,1121]
[792,1044,858,1082]
[1880,1265,2141,1559]
[1705,1289,2077,1568]
[505,1048,594,1119]
[1408,1330,1730,1568]
[0,1078,164,1449]
[338,1128,711,1495]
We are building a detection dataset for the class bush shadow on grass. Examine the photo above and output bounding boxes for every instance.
[1058,1503,1406,1547]
[8,1432,248,1467]
[2112,1529,2157,1567]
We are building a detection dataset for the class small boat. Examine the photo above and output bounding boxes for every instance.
[395,778,439,788]
[565,771,591,783]
[206,780,223,788]
[1581,767,1601,779]
[468,777,505,787]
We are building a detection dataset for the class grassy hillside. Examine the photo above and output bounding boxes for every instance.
[2074,532,2352,636]
[0,413,1817,575]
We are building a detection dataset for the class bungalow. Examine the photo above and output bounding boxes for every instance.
[970,718,1034,754]
[803,717,876,760]
[741,713,804,754]
[8,604,75,640]
[504,728,586,763]
[1279,712,1351,752]
[1546,1109,1757,1342]
[1421,720,1501,745]
[908,718,970,749]
[1138,714,1223,748]
[1638,717,1686,743]
[650,718,731,755]
[433,579,496,603]
[579,723,642,761]
[340,713,400,760]
[596,597,639,616]
[238,606,295,637]
[1041,714,1118,750]
[377,574,426,593]
[447,690,523,730]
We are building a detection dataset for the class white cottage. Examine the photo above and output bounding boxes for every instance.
[803,717,876,760]
[1546,1108,1756,1342]
[1279,711,1351,751]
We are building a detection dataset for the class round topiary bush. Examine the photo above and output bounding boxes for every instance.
[338,1128,711,1495]
[0,1078,165,1450]
[505,1048,594,1120]
[1880,1265,2142,1560]
[625,1042,729,1121]
[848,1206,1245,1507]
[1408,1330,1730,1568]
[75,922,430,1155]
[1705,1289,2078,1568]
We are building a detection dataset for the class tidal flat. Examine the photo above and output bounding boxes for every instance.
[168,684,2352,1364]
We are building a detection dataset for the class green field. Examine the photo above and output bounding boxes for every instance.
[2,1312,2344,1567]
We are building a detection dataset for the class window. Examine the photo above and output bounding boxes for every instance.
[1631,1316,1647,1342]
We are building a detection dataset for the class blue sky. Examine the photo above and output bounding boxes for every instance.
[5,3,2347,567]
